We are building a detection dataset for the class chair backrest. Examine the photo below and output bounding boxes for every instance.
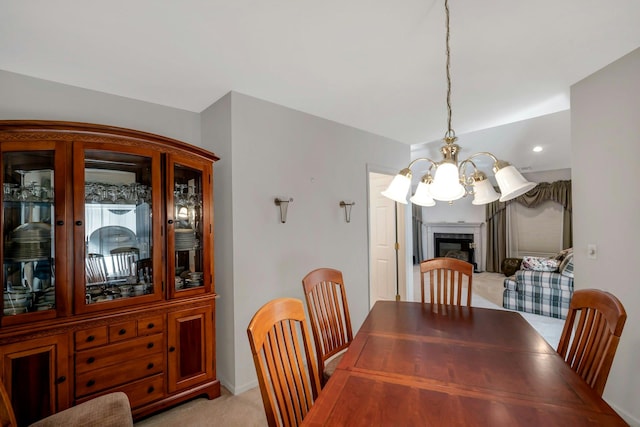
[110,246,140,277]
[419,257,473,306]
[302,268,353,382]
[85,253,108,285]
[556,289,627,396]
[0,380,18,427]
[247,298,321,427]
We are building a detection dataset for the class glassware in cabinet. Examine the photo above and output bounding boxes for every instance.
[167,155,213,297]
[1,148,62,322]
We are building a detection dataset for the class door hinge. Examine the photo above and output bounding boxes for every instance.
[395,242,400,250]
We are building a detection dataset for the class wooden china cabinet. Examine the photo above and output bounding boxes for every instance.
[0,121,220,425]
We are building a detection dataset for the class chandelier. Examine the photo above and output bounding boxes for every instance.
[382,0,536,207]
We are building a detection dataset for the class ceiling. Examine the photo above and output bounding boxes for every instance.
[2,1,640,171]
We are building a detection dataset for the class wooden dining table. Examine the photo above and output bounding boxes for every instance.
[302,301,627,426]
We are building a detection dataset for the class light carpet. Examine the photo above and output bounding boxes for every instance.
[134,270,564,426]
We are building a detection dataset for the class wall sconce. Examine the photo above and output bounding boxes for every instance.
[339,201,355,223]
[274,197,293,223]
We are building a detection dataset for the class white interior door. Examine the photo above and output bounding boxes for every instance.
[369,172,405,308]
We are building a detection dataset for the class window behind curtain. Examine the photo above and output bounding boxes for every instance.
[508,200,563,258]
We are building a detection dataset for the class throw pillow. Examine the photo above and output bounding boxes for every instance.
[521,256,560,272]
[501,258,523,276]
[554,247,573,262]
[558,253,574,278]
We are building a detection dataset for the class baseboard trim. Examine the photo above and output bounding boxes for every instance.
[609,402,640,427]
[220,378,259,395]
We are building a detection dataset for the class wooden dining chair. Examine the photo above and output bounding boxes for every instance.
[557,289,627,396]
[247,298,321,427]
[419,257,473,306]
[110,246,140,277]
[302,268,353,386]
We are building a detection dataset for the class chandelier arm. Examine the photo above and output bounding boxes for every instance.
[458,158,478,186]
[407,157,439,170]
[463,151,500,164]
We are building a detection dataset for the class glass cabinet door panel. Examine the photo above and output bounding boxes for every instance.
[172,163,205,292]
[2,151,56,317]
[167,154,213,298]
[81,149,157,306]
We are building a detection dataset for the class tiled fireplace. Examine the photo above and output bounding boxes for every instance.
[426,222,483,272]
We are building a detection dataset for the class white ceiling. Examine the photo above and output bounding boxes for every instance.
[2,1,640,171]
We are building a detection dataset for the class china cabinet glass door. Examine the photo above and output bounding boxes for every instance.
[74,143,162,313]
[168,155,213,298]
[1,142,68,324]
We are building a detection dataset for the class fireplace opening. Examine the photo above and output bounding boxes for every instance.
[434,233,478,272]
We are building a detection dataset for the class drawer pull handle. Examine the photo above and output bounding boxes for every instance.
[86,335,95,342]
[147,363,154,369]
[147,323,155,329]
[147,386,155,394]
[119,328,127,335]
[169,346,176,352]
[147,343,154,349]
[87,379,95,387]
[167,219,174,224]
[87,357,95,364]
[56,220,64,226]
[56,376,66,384]
[75,220,83,226]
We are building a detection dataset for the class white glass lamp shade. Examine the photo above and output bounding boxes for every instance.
[381,168,412,204]
[494,164,537,202]
[472,178,500,205]
[409,181,435,206]
[429,162,465,201]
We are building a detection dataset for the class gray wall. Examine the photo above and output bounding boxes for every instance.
[205,92,409,392]
[572,47,640,425]
[0,70,201,144]
[200,93,235,389]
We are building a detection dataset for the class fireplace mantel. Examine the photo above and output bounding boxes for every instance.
[425,222,484,271]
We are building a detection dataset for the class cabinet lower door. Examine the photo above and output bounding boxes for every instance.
[0,334,70,426]
[167,305,213,393]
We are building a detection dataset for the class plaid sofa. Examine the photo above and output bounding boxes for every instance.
[503,269,574,319]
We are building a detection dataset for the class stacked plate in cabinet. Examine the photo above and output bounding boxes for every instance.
[34,287,55,311]
[175,228,195,251]
[4,286,32,315]
[185,271,203,288]
[8,222,52,261]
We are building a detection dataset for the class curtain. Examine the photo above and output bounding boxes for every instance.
[512,180,572,249]
[485,199,508,272]
[485,180,572,272]
[412,204,424,264]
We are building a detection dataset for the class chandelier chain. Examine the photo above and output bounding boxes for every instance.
[444,0,455,140]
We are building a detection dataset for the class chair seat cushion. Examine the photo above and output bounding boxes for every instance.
[29,392,133,427]
[323,351,346,383]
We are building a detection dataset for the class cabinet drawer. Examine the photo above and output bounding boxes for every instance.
[138,315,164,336]
[75,326,108,350]
[76,352,164,397]
[76,334,163,374]
[120,374,165,408]
[109,320,137,342]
